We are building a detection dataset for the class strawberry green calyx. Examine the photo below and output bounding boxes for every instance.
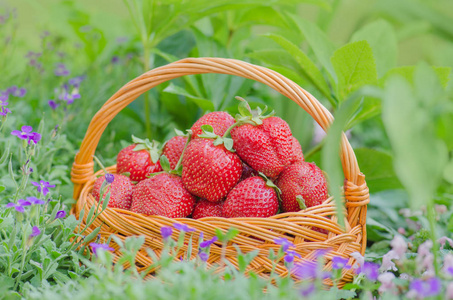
[131,135,161,164]
[296,195,307,210]
[199,124,235,152]
[258,171,282,195]
[234,96,275,126]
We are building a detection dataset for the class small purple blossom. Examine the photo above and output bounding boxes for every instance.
[300,283,315,297]
[26,196,45,205]
[54,63,70,76]
[6,199,32,213]
[40,31,50,39]
[48,100,59,110]
[161,226,173,240]
[55,210,67,219]
[11,126,41,144]
[111,56,119,64]
[331,256,351,270]
[89,243,114,256]
[30,226,41,238]
[446,282,453,300]
[105,173,115,184]
[356,262,380,281]
[390,235,407,258]
[294,261,331,280]
[378,272,395,293]
[284,250,301,264]
[439,236,453,250]
[443,254,453,277]
[0,106,11,116]
[198,252,209,262]
[409,277,442,298]
[68,75,85,88]
[351,251,365,270]
[381,250,398,272]
[5,86,26,98]
[173,223,195,233]
[200,236,217,249]
[31,180,56,196]
[274,237,295,252]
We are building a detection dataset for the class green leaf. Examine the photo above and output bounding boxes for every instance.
[264,33,333,104]
[0,186,4,193]
[238,100,252,117]
[287,14,337,81]
[331,40,377,100]
[296,195,306,210]
[163,83,215,111]
[223,138,234,152]
[174,129,185,136]
[380,66,451,88]
[351,20,397,78]
[160,155,171,173]
[354,148,403,192]
[382,64,448,209]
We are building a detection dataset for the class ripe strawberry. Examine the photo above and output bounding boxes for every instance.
[222,176,279,218]
[116,137,162,181]
[191,111,235,139]
[92,174,133,210]
[290,136,304,164]
[192,199,224,219]
[275,161,328,212]
[182,138,242,202]
[130,173,196,218]
[162,136,187,170]
[230,116,293,178]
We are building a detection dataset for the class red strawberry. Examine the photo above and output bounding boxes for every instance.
[192,199,224,219]
[191,111,235,139]
[222,176,279,218]
[92,174,133,210]
[116,137,162,181]
[162,136,187,170]
[182,138,242,202]
[275,161,328,212]
[230,116,293,178]
[130,173,196,218]
[290,136,304,164]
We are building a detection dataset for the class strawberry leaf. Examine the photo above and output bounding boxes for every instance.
[296,195,307,210]
[199,124,218,139]
[160,155,171,173]
[238,100,252,117]
[133,144,148,151]
[223,138,235,152]
[149,149,160,164]
[131,135,147,144]
[175,129,186,136]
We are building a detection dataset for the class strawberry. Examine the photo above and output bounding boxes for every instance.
[290,136,304,164]
[92,174,133,210]
[192,199,224,219]
[116,136,162,181]
[231,116,293,178]
[191,111,235,139]
[182,138,242,202]
[275,161,328,212]
[222,176,279,218]
[162,136,187,170]
[130,173,196,218]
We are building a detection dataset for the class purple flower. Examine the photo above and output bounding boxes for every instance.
[105,173,115,184]
[111,56,119,64]
[26,196,45,205]
[55,63,70,76]
[48,100,59,110]
[300,283,315,297]
[378,272,396,293]
[11,126,41,144]
[274,237,295,252]
[294,261,331,280]
[30,226,41,238]
[89,243,114,256]
[55,210,66,219]
[68,75,85,88]
[356,262,380,281]
[173,223,195,233]
[198,252,209,262]
[40,31,50,39]
[161,226,173,240]
[284,250,301,264]
[0,106,11,116]
[331,256,351,270]
[6,199,32,213]
[31,180,56,196]
[6,86,26,98]
[200,236,217,249]
[409,277,442,298]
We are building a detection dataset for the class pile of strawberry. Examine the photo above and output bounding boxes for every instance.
[91,98,328,219]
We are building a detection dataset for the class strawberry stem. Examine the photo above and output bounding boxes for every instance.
[173,132,192,172]
[222,120,255,139]
[93,155,109,175]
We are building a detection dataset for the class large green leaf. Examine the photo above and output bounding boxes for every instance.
[355,148,402,193]
[382,63,448,209]
[163,83,215,111]
[287,14,337,82]
[380,66,451,88]
[264,33,334,104]
[331,41,377,100]
[351,20,397,78]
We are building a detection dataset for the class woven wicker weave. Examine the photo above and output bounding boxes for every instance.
[70,57,370,286]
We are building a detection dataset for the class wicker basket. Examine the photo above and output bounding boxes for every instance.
[70,57,370,287]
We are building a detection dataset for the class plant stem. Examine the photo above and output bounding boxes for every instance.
[222,120,255,139]
[143,45,152,139]
[427,202,440,276]
[173,134,192,171]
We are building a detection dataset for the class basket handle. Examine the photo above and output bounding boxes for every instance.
[71,57,363,199]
